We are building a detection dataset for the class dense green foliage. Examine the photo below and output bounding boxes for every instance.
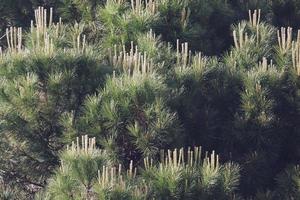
[3,0,300,54]
[37,136,241,200]
[0,1,300,199]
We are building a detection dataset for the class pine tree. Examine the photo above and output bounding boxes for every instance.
[41,136,241,200]
[0,7,111,195]
[61,46,182,163]
[170,9,300,196]
[1,1,300,199]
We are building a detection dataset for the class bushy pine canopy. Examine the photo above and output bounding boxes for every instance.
[3,0,300,54]
[38,136,241,200]
[0,1,300,200]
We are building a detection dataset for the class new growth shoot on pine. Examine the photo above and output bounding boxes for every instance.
[233,9,262,49]
[138,29,160,55]
[257,57,274,72]
[248,9,261,28]
[65,135,147,198]
[131,0,157,15]
[66,135,97,154]
[176,40,191,69]
[72,22,86,53]
[0,27,23,60]
[292,30,300,76]
[98,162,137,188]
[6,27,22,53]
[233,23,249,50]
[176,39,207,72]
[30,7,57,55]
[1,7,89,59]
[108,42,153,75]
[249,9,261,44]
[180,4,190,29]
[277,27,293,54]
[97,163,148,198]
[143,146,220,170]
